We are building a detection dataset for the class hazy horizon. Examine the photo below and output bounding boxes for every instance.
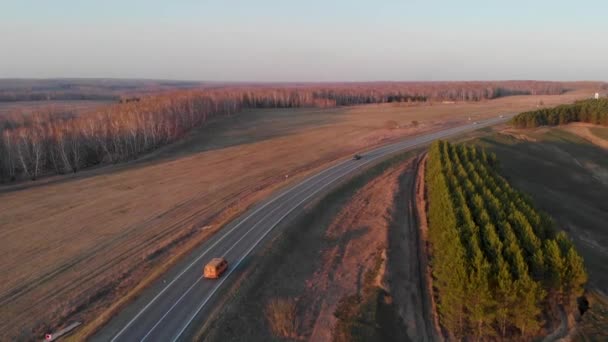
[2,0,607,81]
[1,78,606,84]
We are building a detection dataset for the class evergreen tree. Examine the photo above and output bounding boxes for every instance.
[562,247,587,309]
[495,258,516,338]
[543,239,565,302]
[467,260,496,340]
[511,277,544,337]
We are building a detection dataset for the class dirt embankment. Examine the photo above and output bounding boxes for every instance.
[384,154,440,341]
[201,156,414,341]
[412,154,443,340]
[305,159,414,341]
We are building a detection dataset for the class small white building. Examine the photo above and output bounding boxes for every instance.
[595,92,600,99]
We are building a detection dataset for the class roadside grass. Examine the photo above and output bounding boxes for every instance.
[589,127,608,141]
[332,247,409,342]
[332,250,383,342]
[264,297,300,340]
[196,149,419,341]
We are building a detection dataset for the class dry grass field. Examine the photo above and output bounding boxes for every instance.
[0,100,113,117]
[0,90,591,339]
[561,123,608,150]
[589,126,608,141]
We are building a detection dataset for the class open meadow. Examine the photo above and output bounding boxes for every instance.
[0,90,591,338]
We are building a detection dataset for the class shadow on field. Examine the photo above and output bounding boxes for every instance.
[150,107,344,161]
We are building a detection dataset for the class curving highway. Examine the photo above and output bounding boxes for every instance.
[93,115,510,342]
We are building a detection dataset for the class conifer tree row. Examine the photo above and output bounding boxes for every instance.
[512,98,608,128]
[425,140,587,340]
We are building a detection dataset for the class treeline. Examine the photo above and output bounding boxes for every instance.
[512,98,608,128]
[305,80,566,103]
[0,78,204,102]
[0,81,567,182]
[0,91,241,181]
[426,141,586,340]
[0,92,118,102]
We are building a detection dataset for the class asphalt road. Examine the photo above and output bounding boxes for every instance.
[94,116,510,342]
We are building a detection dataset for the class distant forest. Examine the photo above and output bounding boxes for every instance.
[426,141,586,340]
[0,78,205,102]
[0,79,567,103]
[512,98,608,128]
[0,81,568,182]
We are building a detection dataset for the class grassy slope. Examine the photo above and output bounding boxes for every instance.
[590,127,608,140]
[0,91,588,339]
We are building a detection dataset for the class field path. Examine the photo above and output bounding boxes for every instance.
[386,155,439,341]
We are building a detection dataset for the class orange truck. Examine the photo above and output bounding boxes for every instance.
[203,258,228,279]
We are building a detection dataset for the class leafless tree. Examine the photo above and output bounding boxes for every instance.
[0,81,568,183]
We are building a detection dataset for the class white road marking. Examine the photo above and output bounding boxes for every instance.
[138,158,351,341]
[139,277,202,342]
[171,157,366,342]
[110,160,347,341]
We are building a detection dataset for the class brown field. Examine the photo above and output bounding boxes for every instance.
[560,122,608,150]
[0,100,113,117]
[0,90,591,339]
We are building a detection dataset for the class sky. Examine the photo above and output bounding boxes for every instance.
[1,0,607,82]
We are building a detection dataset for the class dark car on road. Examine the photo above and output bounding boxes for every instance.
[353,154,362,160]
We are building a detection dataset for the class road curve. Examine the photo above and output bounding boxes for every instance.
[94,116,510,342]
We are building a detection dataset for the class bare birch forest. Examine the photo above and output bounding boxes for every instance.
[0,81,566,182]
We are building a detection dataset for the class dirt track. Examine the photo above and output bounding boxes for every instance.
[386,155,439,341]
[304,161,413,341]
